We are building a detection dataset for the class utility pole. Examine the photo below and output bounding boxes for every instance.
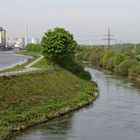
[103,28,115,46]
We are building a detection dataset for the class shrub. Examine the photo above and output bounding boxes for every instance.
[101,49,116,70]
[113,53,126,66]
[115,59,139,76]
[26,44,41,52]
[56,56,91,80]
[90,47,105,67]
[129,64,140,78]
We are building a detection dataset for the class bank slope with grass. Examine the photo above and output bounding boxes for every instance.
[0,68,98,140]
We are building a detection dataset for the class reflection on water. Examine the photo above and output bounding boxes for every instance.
[0,51,31,70]
[9,67,140,140]
[10,114,74,140]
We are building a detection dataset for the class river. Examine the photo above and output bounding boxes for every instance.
[8,67,140,140]
[0,51,31,70]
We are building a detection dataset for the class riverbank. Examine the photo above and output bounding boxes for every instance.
[85,63,140,84]
[88,64,140,84]
[0,68,98,140]
[77,45,140,84]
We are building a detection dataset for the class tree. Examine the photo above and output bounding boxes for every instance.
[41,27,77,63]
[26,43,41,52]
[101,49,116,70]
[115,59,139,75]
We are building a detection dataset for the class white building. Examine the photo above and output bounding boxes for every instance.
[14,37,25,49]
[31,38,40,44]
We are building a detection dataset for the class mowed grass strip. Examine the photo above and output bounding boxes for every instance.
[0,68,97,139]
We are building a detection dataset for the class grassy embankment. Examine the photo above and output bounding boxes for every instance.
[77,45,140,82]
[0,52,98,140]
[33,57,49,69]
[0,69,98,140]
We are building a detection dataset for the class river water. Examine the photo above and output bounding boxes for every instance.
[0,51,31,70]
[9,67,140,140]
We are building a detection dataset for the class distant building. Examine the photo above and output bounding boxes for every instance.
[0,27,6,50]
[14,37,25,49]
[36,38,40,44]
[31,38,40,44]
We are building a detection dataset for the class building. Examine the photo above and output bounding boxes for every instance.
[0,27,6,50]
[14,37,25,49]
[31,38,40,44]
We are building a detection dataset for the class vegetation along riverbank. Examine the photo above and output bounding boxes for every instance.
[77,44,140,83]
[0,68,98,140]
[0,28,99,140]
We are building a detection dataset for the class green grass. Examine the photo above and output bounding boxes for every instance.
[33,57,48,68]
[0,68,98,139]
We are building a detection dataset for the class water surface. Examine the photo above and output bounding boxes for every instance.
[9,67,140,140]
[0,51,31,70]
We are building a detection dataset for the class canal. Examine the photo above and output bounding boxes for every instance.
[0,51,31,70]
[9,67,140,140]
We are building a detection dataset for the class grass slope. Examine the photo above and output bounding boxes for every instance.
[0,68,98,140]
[33,57,48,68]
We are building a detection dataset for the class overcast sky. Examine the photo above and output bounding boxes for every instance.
[0,0,140,44]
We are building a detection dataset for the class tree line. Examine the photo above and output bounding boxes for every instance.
[77,45,140,80]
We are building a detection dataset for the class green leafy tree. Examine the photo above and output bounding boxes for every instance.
[113,53,126,66]
[26,43,41,52]
[41,27,77,63]
[115,59,139,75]
[101,49,116,70]
[129,64,140,78]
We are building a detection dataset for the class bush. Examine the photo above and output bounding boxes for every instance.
[115,59,139,76]
[90,47,105,67]
[129,64,140,78]
[101,49,116,70]
[113,53,126,66]
[26,44,41,52]
[77,45,140,80]
[56,56,91,80]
